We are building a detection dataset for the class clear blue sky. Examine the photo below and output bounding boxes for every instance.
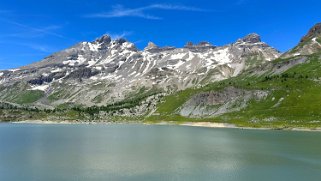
[0,0,320,69]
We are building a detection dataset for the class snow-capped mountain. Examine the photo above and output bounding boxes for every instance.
[0,33,280,107]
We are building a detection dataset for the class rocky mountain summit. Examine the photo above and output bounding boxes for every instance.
[237,33,261,43]
[283,23,321,58]
[0,32,280,108]
[300,23,321,42]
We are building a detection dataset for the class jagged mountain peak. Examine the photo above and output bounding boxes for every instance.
[93,35,129,46]
[144,42,158,50]
[94,34,112,44]
[244,33,261,43]
[300,23,321,43]
[237,33,262,43]
[232,33,280,62]
[113,38,127,45]
[198,41,213,46]
[237,33,261,43]
[282,23,321,58]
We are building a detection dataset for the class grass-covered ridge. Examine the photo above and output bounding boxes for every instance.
[147,53,321,128]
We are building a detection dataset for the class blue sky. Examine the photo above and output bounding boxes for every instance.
[0,0,320,69]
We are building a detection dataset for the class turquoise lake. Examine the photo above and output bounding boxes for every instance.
[0,123,320,181]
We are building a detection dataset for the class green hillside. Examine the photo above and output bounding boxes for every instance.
[147,53,321,129]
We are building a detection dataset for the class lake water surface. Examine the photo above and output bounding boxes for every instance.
[0,123,321,181]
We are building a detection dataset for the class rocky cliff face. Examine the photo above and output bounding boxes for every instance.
[179,87,268,117]
[0,33,280,108]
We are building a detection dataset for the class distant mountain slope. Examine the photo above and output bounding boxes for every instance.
[0,33,279,108]
[149,23,321,128]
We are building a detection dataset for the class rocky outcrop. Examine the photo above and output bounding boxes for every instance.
[179,87,268,117]
[238,33,261,43]
[300,23,321,43]
[95,34,112,45]
[184,41,216,52]
[65,67,99,79]
[144,42,158,50]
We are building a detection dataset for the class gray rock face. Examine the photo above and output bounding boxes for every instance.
[184,41,216,52]
[95,35,112,45]
[238,33,261,43]
[179,87,268,117]
[144,42,158,50]
[0,33,280,107]
[300,23,321,43]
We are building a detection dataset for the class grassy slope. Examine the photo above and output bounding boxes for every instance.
[14,90,44,104]
[0,87,161,122]
[147,53,321,128]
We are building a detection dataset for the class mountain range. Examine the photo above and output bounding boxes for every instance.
[1,23,321,128]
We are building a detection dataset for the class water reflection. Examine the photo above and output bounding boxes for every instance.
[0,124,320,181]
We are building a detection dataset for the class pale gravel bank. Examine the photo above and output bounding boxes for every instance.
[178,122,321,132]
[180,122,236,128]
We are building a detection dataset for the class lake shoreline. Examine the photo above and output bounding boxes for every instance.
[4,120,321,132]
[175,121,321,132]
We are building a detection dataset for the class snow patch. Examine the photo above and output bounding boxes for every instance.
[0,72,3,76]
[312,37,321,46]
[111,50,117,55]
[87,60,96,67]
[118,60,125,68]
[171,53,187,60]
[88,42,100,51]
[122,42,135,49]
[128,71,137,77]
[9,69,20,72]
[168,60,186,69]
[93,82,102,86]
[99,57,113,65]
[63,54,86,66]
[186,52,195,61]
[95,66,102,71]
[29,84,49,91]
[63,60,74,66]
[51,68,62,73]
[77,55,86,64]
[213,48,231,64]
[90,76,98,80]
